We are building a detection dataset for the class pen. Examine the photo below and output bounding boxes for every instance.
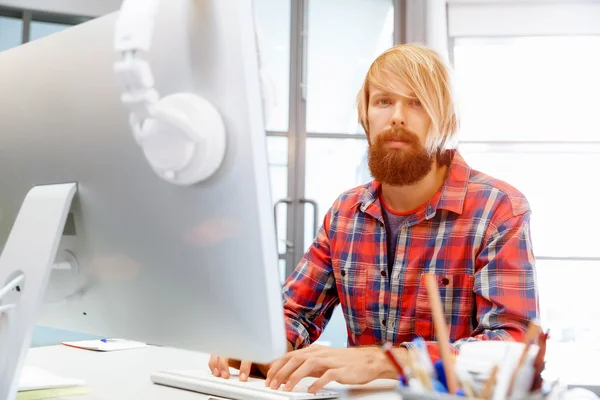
[382,342,406,377]
[413,337,434,376]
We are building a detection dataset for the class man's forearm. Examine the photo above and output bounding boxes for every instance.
[372,346,407,379]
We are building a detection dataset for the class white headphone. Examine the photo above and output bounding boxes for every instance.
[113,0,226,186]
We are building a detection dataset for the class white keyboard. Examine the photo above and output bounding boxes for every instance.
[150,370,341,400]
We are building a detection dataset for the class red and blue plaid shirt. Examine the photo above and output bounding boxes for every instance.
[283,151,539,359]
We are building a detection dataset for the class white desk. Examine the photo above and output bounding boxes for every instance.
[24,345,402,400]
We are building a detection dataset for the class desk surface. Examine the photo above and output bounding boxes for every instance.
[24,343,600,399]
[24,345,402,400]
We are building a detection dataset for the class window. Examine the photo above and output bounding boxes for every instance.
[0,7,89,51]
[0,15,22,51]
[30,20,71,41]
[303,138,369,249]
[454,37,600,142]
[254,0,291,132]
[305,0,393,134]
[453,36,600,347]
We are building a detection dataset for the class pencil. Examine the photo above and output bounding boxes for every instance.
[530,330,549,392]
[424,274,459,394]
[455,373,476,399]
[507,319,541,395]
[481,364,499,400]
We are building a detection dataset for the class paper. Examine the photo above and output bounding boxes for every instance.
[61,338,148,352]
[19,366,86,391]
[17,386,90,400]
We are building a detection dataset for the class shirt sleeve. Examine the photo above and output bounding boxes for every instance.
[282,207,340,350]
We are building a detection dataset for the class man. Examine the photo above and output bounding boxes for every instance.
[209,44,539,394]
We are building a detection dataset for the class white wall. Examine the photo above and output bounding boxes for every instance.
[0,0,121,17]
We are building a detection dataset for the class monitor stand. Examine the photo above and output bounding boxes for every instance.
[0,183,77,400]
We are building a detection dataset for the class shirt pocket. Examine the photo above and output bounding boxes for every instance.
[338,264,367,337]
[415,273,475,342]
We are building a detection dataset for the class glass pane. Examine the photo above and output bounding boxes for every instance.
[454,36,600,142]
[254,0,291,132]
[302,138,370,349]
[304,138,370,250]
[278,259,286,285]
[267,136,289,256]
[460,146,600,258]
[0,16,23,51]
[305,0,394,134]
[536,260,600,348]
[30,21,71,41]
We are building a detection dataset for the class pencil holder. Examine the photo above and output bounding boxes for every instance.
[396,386,547,400]
[395,379,569,400]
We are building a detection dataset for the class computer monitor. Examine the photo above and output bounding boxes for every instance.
[0,0,287,395]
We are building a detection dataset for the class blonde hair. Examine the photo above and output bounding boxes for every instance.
[357,44,458,154]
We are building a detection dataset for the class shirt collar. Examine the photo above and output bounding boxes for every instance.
[357,150,470,220]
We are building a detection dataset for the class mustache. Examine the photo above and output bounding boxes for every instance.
[375,126,419,145]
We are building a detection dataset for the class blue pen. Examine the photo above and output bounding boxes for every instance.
[434,360,448,391]
[399,375,407,387]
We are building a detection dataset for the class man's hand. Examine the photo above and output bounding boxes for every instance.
[265,344,403,394]
[209,342,294,382]
[208,355,270,382]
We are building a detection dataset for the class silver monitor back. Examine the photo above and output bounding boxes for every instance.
[0,0,287,364]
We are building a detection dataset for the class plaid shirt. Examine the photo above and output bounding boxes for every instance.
[283,151,539,359]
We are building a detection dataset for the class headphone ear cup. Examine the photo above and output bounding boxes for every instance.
[138,93,226,185]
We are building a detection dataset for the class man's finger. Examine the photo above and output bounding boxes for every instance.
[208,355,221,377]
[218,357,230,379]
[269,354,306,390]
[282,358,324,392]
[266,345,327,387]
[266,353,291,386]
[239,361,253,382]
[308,369,340,394]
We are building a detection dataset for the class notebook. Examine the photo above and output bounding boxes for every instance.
[19,366,86,391]
[17,386,91,400]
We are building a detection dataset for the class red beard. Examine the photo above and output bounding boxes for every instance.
[368,126,434,186]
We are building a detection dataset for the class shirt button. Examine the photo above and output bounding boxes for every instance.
[341,270,346,277]
[382,319,386,327]
[440,277,450,285]
[381,270,387,277]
